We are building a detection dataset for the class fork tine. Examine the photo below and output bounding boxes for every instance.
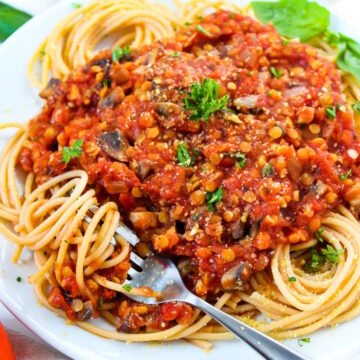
[130,252,144,268]
[127,267,141,278]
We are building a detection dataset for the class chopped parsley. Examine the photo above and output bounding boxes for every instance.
[325,105,337,120]
[122,284,132,292]
[206,187,223,213]
[196,24,211,37]
[198,16,203,21]
[224,152,246,168]
[101,79,112,88]
[182,78,229,122]
[262,163,272,177]
[193,212,200,221]
[339,169,352,180]
[298,338,310,346]
[112,46,131,62]
[288,276,296,282]
[352,101,360,115]
[72,3,82,9]
[185,21,192,26]
[16,276,22,282]
[321,245,344,265]
[281,39,288,46]
[97,296,103,307]
[177,143,195,167]
[229,13,234,19]
[247,70,251,77]
[39,50,46,56]
[270,66,281,78]
[315,227,324,242]
[172,52,181,57]
[62,139,84,164]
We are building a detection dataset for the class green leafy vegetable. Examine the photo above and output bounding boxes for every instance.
[352,101,360,115]
[223,152,246,168]
[326,105,336,120]
[183,78,229,122]
[270,66,281,78]
[339,169,352,180]
[62,139,84,164]
[206,187,223,213]
[97,296,103,307]
[262,163,272,177]
[315,227,324,242]
[250,0,330,42]
[321,245,344,264]
[16,276,22,282]
[298,338,310,346]
[288,276,296,282]
[177,143,195,167]
[112,46,131,62]
[0,2,32,42]
[304,248,325,272]
[185,21,192,26]
[196,24,211,37]
[193,212,200,221]
[172,52,181,57]
[122,284,132,292]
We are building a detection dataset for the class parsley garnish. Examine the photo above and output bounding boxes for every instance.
[206,187,223,213]
[224,152,246,168]
[72,3,81,8]
[62,139,84,164]
[229,13,234,19]
[281,39,288,46]
[196,24,211,37]
[172,52,180,57]
[177,143,195,167]
[97,296,103,307]
[193,212,200,221]
[112,46,131,62]
[339,169,351,180]
[262,163,272,177]
[298,338,310,346]
[326,105,336,120]
[315,227,324,242]
[198,16,203,21]
[304,248,325,272]
[321,245,344,265]
[183,78,229,122]
[16,276,22,282]
[247,70,251,77]
[352,101,360,115]
[101,79,111,88]
[185,21,192,26]
[270,66,281,78]
[288,276,296,282]
[123,284,132,292]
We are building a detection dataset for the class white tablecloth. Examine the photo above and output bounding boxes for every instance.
[0,0,358,358]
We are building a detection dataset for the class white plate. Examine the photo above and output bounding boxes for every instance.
[1,1,360,359]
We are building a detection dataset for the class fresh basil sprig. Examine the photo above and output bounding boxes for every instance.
[250,0,330,42]
[0,2,31,42]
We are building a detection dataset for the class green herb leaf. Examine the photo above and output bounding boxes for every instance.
[250,0,330,42]
[62,139,84,164]
[183,78,229,122]
[315,227,324,242]
[39,50,46,56]
[16,276,22,282]
[196,24,211,37]
[352,101,360,115]
[321,245,344,264]
[172,52,181,58]
[185,21,192,26]
[112,46,131,62]
[206,187,223,213]
[0,2,32,42]
[262,163,272,177]
[247,70,252,77]
[72,2,82,8]
[97,296,103,307]
[298,338,310,346]
[326,105,336,120]
[288,276,296,282]
[177,143,195,167]
[193,212,200,221]
[198,16,203,21]
[122,283,132,292]
[270,66,281,78]
[304,248,325,272]
[229,13,234,19]
[281,39,288,46]
[224,152,246,168]
[339,169,352,180]
[102,79,112,88]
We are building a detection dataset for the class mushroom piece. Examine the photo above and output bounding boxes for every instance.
[97,129,128,162]
[233,95,259,110]
[76,300,94,321]
[221,261,252,291]
[156,102,182,117]
[39,78,61,99]
[98,87,125,108]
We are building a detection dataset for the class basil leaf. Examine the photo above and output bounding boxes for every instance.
[250,0,329,41]
[336,34,360,82]
[0,2,31,42]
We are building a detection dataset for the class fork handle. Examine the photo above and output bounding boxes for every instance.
[187,295,308,360]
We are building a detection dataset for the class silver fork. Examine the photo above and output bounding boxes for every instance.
[87,206,307,360]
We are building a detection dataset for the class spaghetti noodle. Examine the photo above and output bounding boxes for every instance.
[2,0,360,351]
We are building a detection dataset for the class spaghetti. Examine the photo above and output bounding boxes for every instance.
[2,0,360,351]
